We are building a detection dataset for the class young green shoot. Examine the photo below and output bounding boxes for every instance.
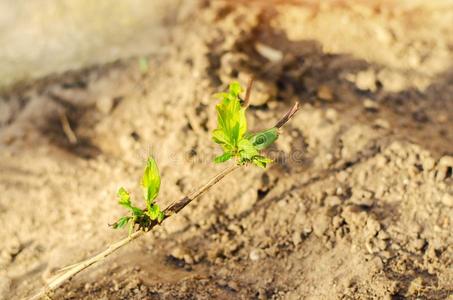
[112,157,165,235]
[212,81,279,168]
[30,80,300,300]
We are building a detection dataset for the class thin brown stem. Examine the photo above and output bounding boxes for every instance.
[29,102,300,300]
[274,102,300,129]
[241,77,254,108]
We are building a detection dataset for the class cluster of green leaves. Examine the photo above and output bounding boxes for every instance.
[113,157,165,234]
[212,82,276,168]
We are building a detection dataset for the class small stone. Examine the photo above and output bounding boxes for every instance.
[228,281,239,291]
[365,238,379,254]
[380,251,391,260]
[313,215,330,237]
[435,156,453,181]
[441,193,453,207]
[407,277,424,296]
[325,195,342,207]
[217,279,227,286]
[303,226,313,236]
[371,256,384,270]
[292,231,302,246]
[411,239,426,251]
[422,157,436,171]
[351,188,374,207]
[364,218,381,238]
[171,247,189,261]
[249,249,264,261]
[255,42,283,62]
[325,108,338,121]
[376,239,387,251]
[363,98,379,111]
[317,85,333,101]
[332,215,344,229]
[183,254,194,265]
[374,118,390,129]
[96,96,114,114]
[377,230,390,240]
[355,69,377,91]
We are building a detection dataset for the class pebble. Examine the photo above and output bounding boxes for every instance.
[411,239,426,251]
[313,215,330,237]
[351,188,374,207]
[372,256,384,270]
[373,118,390,129]
[325,195,342,207]
[364,218,381,238]
[441,193,453,207]
[249,249,265,261]
[183,254,194,265]
[422,157,436,171]
[325,108,338,121]
[171,246,192,263]
[317,85,334,101]
[303,226,313,236]
[377,230,390,240]
[228,281,239,291]
[365,238,379,254]
[435,156,453,181]
[363,98,379,111]
[292,231,302,246]
[332,215,344,229]
[96,96,114,114]
[255,42,283,62]
[355,69,377,91]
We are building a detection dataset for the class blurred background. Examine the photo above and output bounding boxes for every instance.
[0,1,452,299]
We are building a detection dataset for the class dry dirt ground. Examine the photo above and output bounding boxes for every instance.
[1,1,452,299]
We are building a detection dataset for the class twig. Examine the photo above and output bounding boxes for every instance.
[29,103,299,300]
[59,112,78,144]
[275,102,299,129]
[241,77,254,109]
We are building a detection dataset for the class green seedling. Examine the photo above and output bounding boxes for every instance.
[113,81,289,235]
[112,157,165,235]
[212,81,278,168]
[31,80,300,299]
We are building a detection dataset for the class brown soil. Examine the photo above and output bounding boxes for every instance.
[1,1,452,299]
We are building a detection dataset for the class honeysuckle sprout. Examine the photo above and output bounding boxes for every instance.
[30,80,299,300]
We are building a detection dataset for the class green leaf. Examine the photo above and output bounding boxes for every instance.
[214,152,233,163]
[212,129,233,151]
[113,216,131,229]
[212,82,247,152]
[157,211,165,223]
[212,82,276,169]
[131,207,144,217]
[252,155,273,168]
[238,139,259,161]
[117,187,131,208]
[147,203,161,220]
[142,157,161,203]
[247,128,279,150]
[229,81,242,97]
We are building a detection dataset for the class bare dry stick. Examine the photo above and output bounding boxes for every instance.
[29,102,300,300]
[242,77,254,108]
[59,112,78,144]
